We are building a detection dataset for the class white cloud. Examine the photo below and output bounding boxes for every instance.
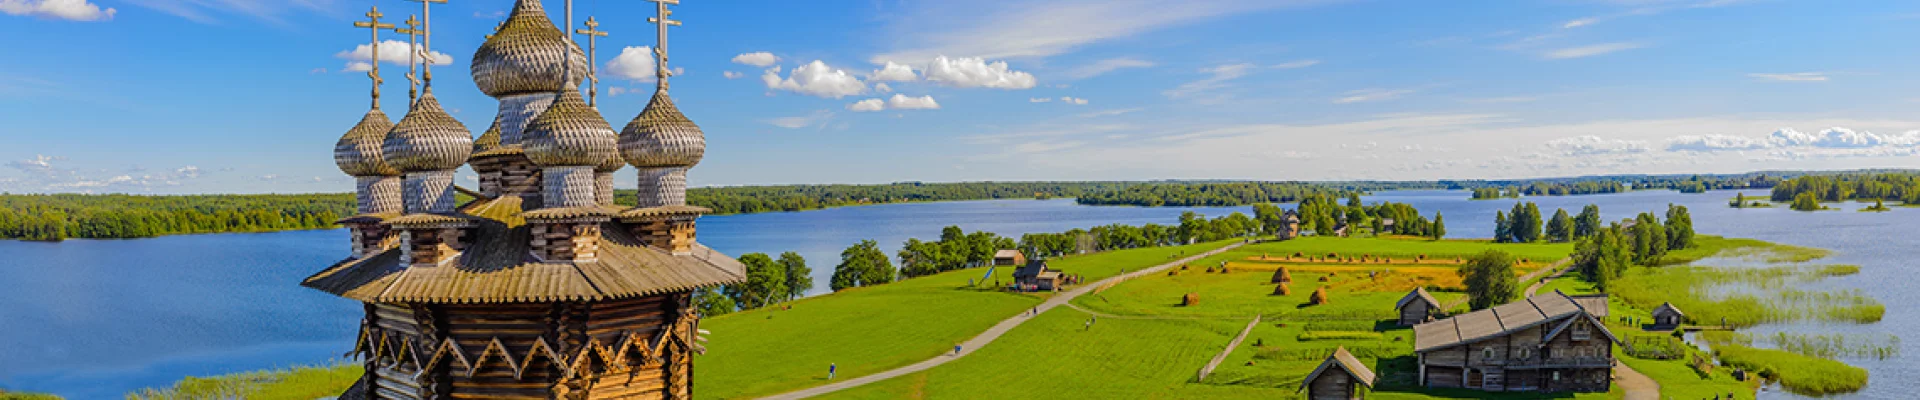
[1562,17,1597,28]
[257,174,278,181]
[1271,59,1321,69]
[125,0,328,24]
[1029,97,1053,103]
[1163,63,1253,99]
[0,0,115,21]
[888,94,941,110]
[1747,72,1828,82]
[869,62,918,81]
[1332,88,1413,104]
[1667,127,1920,153]
[1077,108,1142,118]
[873,82,893,93]
[924,56,1036,89]
[767,110,834,129]
[732,52,779,67]
[337,40,453,71]
[1544,42,1643,59]
[1060,96,1088,105]
[606,46,658,80]
[6,154,58,173]
[847,98,886,112]
[1544,135,1650,155]
[870,0,1311,64]
[762,61,869,98]
[1066,58,1154,79]
[722,71,744,79]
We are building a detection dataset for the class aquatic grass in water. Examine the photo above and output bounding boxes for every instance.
[1714,344,1868,396]
[1612,265,1883,327]
[1765,332,1901,360]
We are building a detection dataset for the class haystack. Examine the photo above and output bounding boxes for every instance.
[1182,292,1200,306]
[1309,287,1330,305]
[1272,267,1293,283]
[1273,284,1292,296]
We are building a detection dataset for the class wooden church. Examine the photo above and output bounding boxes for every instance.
[307,1,743,398]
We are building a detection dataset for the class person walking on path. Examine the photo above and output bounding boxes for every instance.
[953,344,962,356]
[828,363,836,380]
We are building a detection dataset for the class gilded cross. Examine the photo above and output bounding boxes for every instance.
[351,7,395,109]
[403,0,448,89]
[647,0,682,91]
[574,16,610,106]
[388,15,423,103]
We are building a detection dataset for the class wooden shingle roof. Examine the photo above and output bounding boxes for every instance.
[994,249,1023,259]
[304,196,744,303]
[1653,302,1684,317]
[1395,287,1441,310]
[1298,347,1376,393]
[1412,291,1613,352]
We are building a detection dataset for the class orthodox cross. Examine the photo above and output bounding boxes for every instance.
[647,0,682,91]
[388,15,423,103]
[574,16,609,106]
[403,0,448,89]
[351,7,395,109]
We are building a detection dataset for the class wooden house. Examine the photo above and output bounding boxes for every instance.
[1300,347,1377,400]
[312,2,744,398]
[1396,287,1442,326]
[1412,291,1618,393]
[1012,260,1062,291]
[992,249,1026,266]
[1651,302,1685,328]
[1279,210,1303,240]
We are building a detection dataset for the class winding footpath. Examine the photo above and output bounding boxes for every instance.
[759,242,1248,400]
[1523,259,1661,400]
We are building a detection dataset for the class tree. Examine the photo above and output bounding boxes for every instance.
[694,287,736,317]
[1514,202,1544,243]
[1790,192,1822,211]
[1429,213,1446,240]
[1664,204,1694,250]
[897,238,946,278]
[1629,213,1668,264]
[1252,203,1288,235]
[778,251,812,301]
[1732,193,1747,208]
[1462,250,1519,310]
[1493,211,1511,243]
[1545,208,1572,243]
[729,253,788,310]
[1573,205,1601,239]
[832,240,894,291]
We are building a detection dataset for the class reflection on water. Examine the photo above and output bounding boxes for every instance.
[0,190,1912,399]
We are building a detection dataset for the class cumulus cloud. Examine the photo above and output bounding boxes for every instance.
[337,40,453,72]
[847,98,885,112]
[732,52,779,67]
[1544,42,1642,59]
[722,71,744,79]
[606,46,658,80]
[924,56,1035,89]
[1748,72,1828,82]
[0,0,115,21]
[7,154,57,172]
[1029,97,1052,103]
[1666,127,1920,153]
[868,62,918,82]
[1066,58,1154,79]
[762,61,869,98]
[873,82,892,93]
[888,94,941,110]
[1059,96,1088,105]
[1544,135,1650,156]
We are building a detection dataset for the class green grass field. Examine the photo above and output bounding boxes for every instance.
[127,362,359,400]
[1191,237,1576,269]
[695,239,1239,399]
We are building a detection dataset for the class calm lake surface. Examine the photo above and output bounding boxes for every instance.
[0,190,1911,399]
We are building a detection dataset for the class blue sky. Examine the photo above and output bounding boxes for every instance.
[3,0,1920,194]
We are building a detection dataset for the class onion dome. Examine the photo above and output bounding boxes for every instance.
[474,118,502,154]
[382,91,473,172]
[523,89,617,167]
[619,90,706,168]
[334,109,399,177]
[470,0,588,98]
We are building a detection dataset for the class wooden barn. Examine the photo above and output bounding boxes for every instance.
[1300,347,1377,400]
[1012,260,1063,291]
[1411,291,1618,393]
[1395,287,1442,326]
[1652,302,1686,328]
[310,1,744,398]
[992,249,1026,266]
[1278,209,1303,240]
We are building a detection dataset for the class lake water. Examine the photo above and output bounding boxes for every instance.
[0,191,1911,399]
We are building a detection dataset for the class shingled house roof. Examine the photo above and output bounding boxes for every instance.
[1396,287,1441,310]
[1653,302,1684,318]
[1012,259,1049,279]
[1412,291,1617,352]
[1298,346,1376,393]
[304,196,744,303]
[994,249,1023,259]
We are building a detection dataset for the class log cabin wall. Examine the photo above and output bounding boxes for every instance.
[531,222,602,262]
[626,217,697,255]
[441,302,564,400]
[347,222,396,258]
[473,153,543,202]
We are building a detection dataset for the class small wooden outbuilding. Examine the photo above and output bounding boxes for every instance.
[1395,287,1442,326]
[1301,346,1376,400]
[993,249,1026,266]
[1013,260,1061,291]
[1652,302,1686,327]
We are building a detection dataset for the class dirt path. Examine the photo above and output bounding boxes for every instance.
[758,242,1248,400]
[1522,258,1576,297]
[1195,315,1261,382]
[1614,362,1661,400]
